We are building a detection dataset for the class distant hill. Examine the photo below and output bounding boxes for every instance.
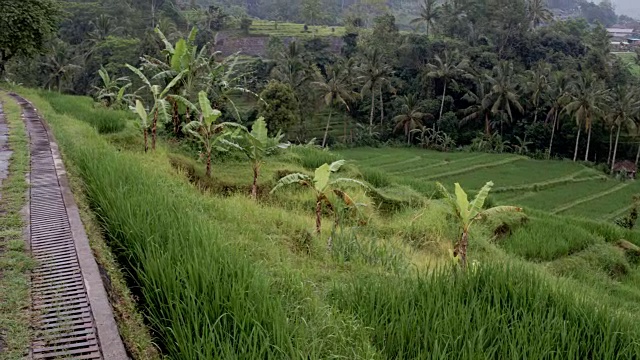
[612,0,640,18]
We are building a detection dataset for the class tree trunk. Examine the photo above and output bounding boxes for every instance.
[369,90,375,133]
[484,113,491,136]
[206,151,212,177]
[315,199,322,234]
[251,163,259,200]
[584,125,592,162]
[380,86,384,127]
[611,125,622,175]
[636,142,640,167]
[322,108,333,148]
[438,81,447,130]
[607,127,613,165]
[573,127,581,162]
[152,109,158,151]
[172,99,179,135]
[454,230,469,270]
[343,114,347,143]
[547,113,557,160]
[143,128,148,153]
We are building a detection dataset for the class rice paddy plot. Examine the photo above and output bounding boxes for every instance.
[437,160,588,190]
[562,181,640,219]
[508,179,617,212]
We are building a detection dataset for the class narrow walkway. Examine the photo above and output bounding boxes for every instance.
[9,94,127,360]
[0,103,12,191]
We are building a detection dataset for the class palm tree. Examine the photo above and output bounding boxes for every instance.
[358,48,393,131]
[425,51,469,128]
[526,0,553,29]
[461,76,493,136]
[563,73,609,162]
[410,0,442,36]
[393,95,428,144]
[545,71,572,159]
[40,39,82,93]
[313,64,354,147]
[525,62,550,125]
[609,86,640,174]
[270,160,367,240]
[485,62,524,135]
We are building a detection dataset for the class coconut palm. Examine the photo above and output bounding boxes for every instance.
[437,181,522,269]
[313,64,354,147]
[410,0,442,36]
[425,51,469,127]
[461,76,493,136]
[270,160,367,239]
[545,71,572,159]
[609,86,640,174]
[358,48,393,131]
[485,61,524,134]
[393,95,428,144]
[526,0,553,29]
[40,39,82,93]
[525,62,550,125]
[563,73,609,162]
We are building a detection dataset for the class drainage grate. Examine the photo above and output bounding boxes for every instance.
[14,98,103,360]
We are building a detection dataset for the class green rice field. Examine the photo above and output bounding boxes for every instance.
[339,147,640,220]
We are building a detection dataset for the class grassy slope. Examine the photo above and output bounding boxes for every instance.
[17,89,640,358]
[248,20,346,38]
[0,93,33,360]
[339,147,639,219]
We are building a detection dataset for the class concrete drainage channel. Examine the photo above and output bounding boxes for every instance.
[9,94,127,360]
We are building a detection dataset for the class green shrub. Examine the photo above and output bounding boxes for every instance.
[289,145,339,169]
[331,264,640,358]
[359,167,392,188]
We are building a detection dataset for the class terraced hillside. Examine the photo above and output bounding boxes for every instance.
[339,147,639,221]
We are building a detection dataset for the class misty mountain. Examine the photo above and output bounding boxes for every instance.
[612,0,640,19]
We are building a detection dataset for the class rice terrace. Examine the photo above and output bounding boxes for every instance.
[5,0,640,359]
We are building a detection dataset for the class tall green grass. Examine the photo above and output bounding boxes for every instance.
[331,264,640,359]
[25,91,377,359]
[40,91,128,133]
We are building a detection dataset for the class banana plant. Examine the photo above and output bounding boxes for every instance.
[270,160,367,238]
[131,100,152,152]
[231,117,290,200]
[183,91,243,177]
[437,181,522,269]
[126,64,187,150]
[93,66,132,108]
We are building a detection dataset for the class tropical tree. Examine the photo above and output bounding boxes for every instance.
[392,94,428,144]
[233,117,290,199]
[126,64,186,150]
[93,66,132,108]
[485,61,524,135]
[545,71,572,159]
[131,100,152,152]
[359,47,393,130]
[410,0,442,36]
[609,86,640,174]
[183,92,243,177]
[425,51,469,127]
[270,160,367,240]
[525,62,550,125]
[563,73,609,162]
[313,64,354,147]
[437,181,522,269]
[40,39,82,93]
[462,77,493,136]
[526,0,553,29]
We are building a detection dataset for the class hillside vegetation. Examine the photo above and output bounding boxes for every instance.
[13,88,640,358]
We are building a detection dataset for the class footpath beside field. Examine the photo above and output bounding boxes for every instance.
[8,94,126,359]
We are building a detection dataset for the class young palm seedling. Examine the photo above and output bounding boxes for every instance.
[270,160,367,246]
[183,91,243,177]
[232,117,290,199]
[437,181,522,269]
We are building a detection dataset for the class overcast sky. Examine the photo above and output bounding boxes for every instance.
[611,0,640,18]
